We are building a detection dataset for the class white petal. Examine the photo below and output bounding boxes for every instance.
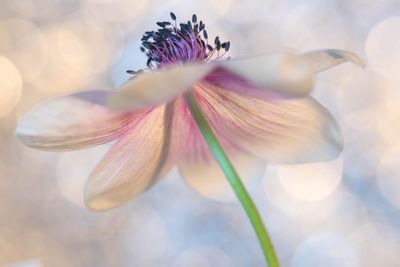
[301,49,365,73]
[85,100,186,211]
[16,91,137,151]
[107,63,215,111]
[219,52,314,96]
[179,152,266,203]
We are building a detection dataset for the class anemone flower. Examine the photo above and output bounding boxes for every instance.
[16,13,363,266]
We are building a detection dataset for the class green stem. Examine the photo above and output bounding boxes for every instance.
[184,91,280,267]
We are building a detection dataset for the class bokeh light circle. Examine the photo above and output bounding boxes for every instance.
[119,204,169,266]
[56,144,110,208]
[0,55,23,118]
[207,0,233,17]
[0,19,48,83]
[292,232,359,267]
[276,157,343,202]
[6,259,43,267]
[377,145,400,208]
[350,222,400,266]
[366,17,400,82]
[173,247,236,267]
[32,12,123,95]
[281,3,349,51]
[55,13,124,74]
[83,0,148,27]
[4,0,66,21]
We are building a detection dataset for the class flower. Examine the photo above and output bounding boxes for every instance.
[16,13,363,210]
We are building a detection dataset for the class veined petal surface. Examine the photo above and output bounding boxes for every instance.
[194,81,343,164]
[16,90,136,151]
[301,49,364,73]
[85,102,185,211]
[107,63,215,111]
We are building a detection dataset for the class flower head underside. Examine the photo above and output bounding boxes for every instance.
[15,12,365,211]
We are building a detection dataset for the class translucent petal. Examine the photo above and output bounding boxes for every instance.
[218,52,314,96]
[177,99,266,202]
[195,81,343,164]
[107,63,215,111]
[16,90,137,151]
[301,49,365,73]
[85,102,185,211]
[179,151,266,203]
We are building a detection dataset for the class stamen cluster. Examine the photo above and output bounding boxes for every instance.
[135,13,230,70]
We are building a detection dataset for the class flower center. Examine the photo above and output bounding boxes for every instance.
[136,13,230,70]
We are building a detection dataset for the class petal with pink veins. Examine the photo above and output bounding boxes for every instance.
[194,81,343,164]
[107,63,215,111]
[16,90,138,151]
[177,99,266,202]
[85,101,185,211]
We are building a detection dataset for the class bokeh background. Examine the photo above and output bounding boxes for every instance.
[1,0,400,266]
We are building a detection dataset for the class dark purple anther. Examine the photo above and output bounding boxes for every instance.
[130,13,231,71]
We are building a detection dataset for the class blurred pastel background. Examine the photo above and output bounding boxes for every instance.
[1,0,400,266]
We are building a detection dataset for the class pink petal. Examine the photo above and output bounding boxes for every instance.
[16,90,138,151]
[204,67,282,102]
[194,81,343,164]
[177,98,266,202]
[85,102,185,211]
